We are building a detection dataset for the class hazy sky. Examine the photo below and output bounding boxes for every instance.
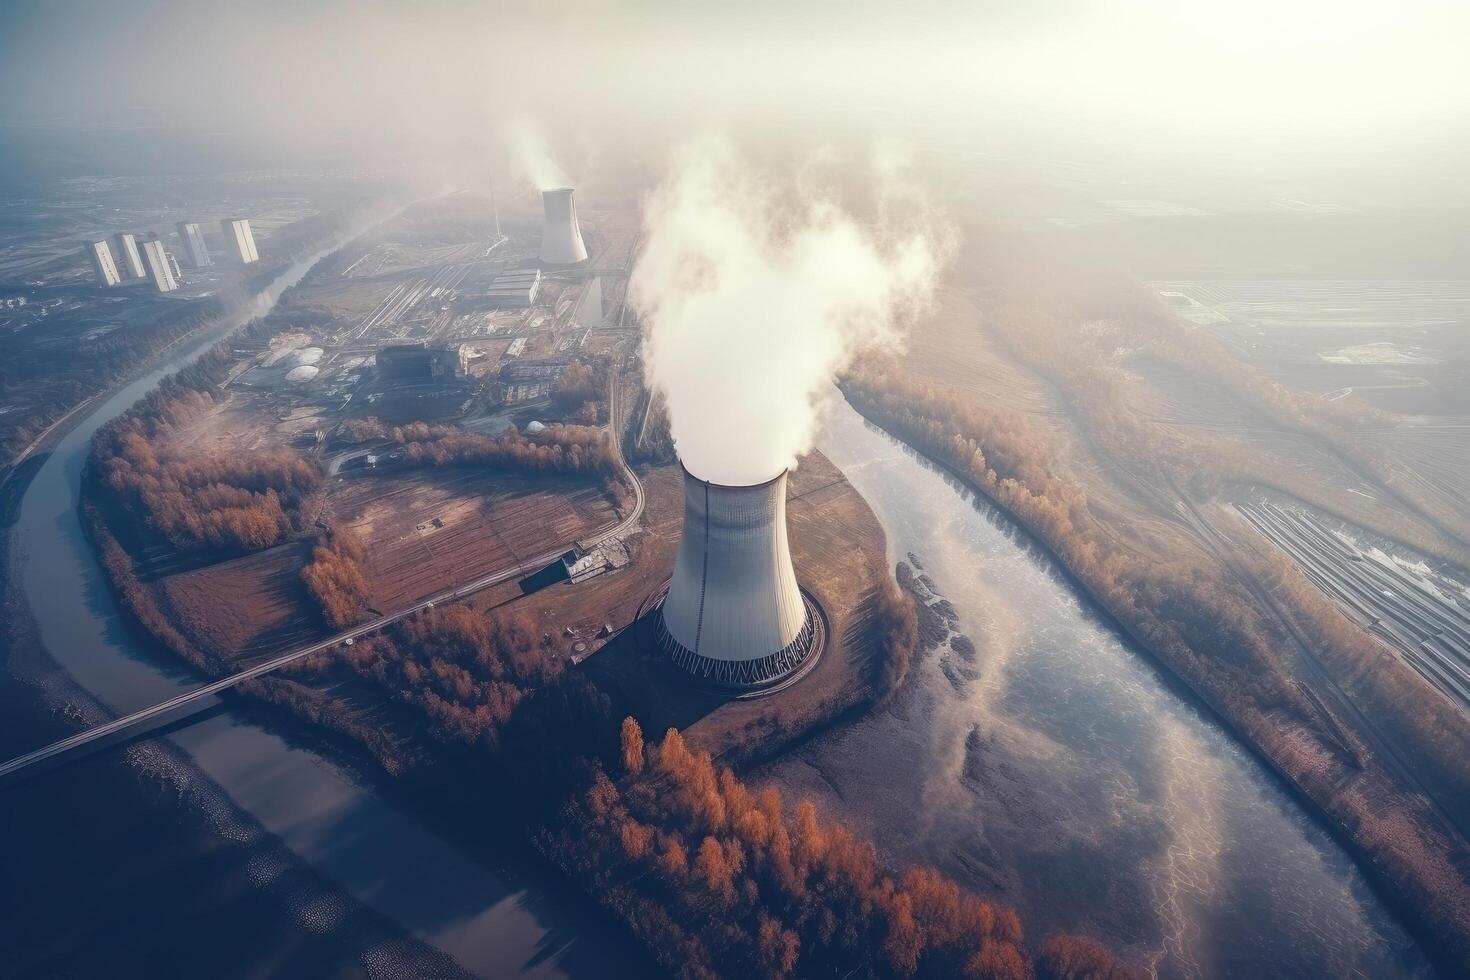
[2,0,1466,189]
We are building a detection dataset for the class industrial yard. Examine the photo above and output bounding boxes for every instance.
[93,189,647,675]
[1237,499,1470,710]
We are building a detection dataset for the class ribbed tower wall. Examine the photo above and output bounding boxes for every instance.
[657,465,815,688]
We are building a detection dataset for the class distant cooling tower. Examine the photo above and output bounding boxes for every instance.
[656,464,818,688]
[539,187,588,265]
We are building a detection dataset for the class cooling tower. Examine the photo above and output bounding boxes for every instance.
[656,464,817,688]
[539,187,588,265]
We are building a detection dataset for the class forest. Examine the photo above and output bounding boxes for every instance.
[553,359,611,423]
[92,389,320,553]
[301,527,372,629]
[326,604,561,747]
[543,719,1132,980]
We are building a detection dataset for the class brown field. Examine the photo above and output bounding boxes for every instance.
[159,467,618,664]
[161,539,324,661]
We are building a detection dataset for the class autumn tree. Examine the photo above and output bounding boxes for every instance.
[621,716,645,774]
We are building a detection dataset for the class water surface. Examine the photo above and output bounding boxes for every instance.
[758,399,1430,979]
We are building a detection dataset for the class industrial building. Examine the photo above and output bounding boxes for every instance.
[112,233,146,280]
[484,268,542,307]
[576,277,603,328]
[139,237,179,293]
[221,218,259,264]
[539,187,588,265]
[176,221,212,267]
[655,464,819,688]
[376,342,469,382]
[84,239,122,287]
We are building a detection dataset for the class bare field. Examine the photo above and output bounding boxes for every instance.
[155,466,618,663]
[322,468,617,611]
[161,539,325,662]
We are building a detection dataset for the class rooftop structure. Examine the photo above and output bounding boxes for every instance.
[112,233,146,280]
[576,276,603,328]
[139,238,179,293]
[656,464,818,688]
[176,221,212,267]
[484,268,542,307]
[84,239,122,287]
[377,342,469,382]
[221,218,259,264]
[539,187,588,265]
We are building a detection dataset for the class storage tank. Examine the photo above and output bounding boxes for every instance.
[539,187,588,265]
[656,463,816,688]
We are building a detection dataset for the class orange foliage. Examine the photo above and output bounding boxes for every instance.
[547,721,1135,980]
[301,527,370,628]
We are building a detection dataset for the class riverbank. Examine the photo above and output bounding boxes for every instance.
[839,377,1467,975]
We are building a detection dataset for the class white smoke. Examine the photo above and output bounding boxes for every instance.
[632,137,948,485]
[507,120,569,190]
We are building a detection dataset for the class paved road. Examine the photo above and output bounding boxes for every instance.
[1,347,646,783]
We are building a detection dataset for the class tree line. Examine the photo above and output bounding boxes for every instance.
[554,359,611,424]
[840,368,1470,968]
[327,604,561,747]
[301,527,371,629]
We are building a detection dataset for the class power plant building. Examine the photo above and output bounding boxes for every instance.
[656,464,818,688]
[484,269,542,307]
[112,233,146,280]
[376,343,469,382]
[221,218,259,264]
[176,221,212,267]
[539,188,588,265]
[139,237,179,293]
[576,277,603,328]
[84,239,122,287]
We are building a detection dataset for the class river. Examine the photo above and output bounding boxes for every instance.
[0,232,651,979]
[759,398,1432,979]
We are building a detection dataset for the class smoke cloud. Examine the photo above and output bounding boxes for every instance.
[633,138,948,485]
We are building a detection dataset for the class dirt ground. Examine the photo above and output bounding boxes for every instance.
[161,539,323,662]
[323,468,617,611]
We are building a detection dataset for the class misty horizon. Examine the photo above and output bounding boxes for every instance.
[3,4,1469,980]
[2,0,1467,207]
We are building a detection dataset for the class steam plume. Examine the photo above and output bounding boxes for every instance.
[632,138,947,485]
[508,120,569,190]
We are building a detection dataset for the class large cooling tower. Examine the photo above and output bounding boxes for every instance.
[539,187,588,265]
[656,464,817,688]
